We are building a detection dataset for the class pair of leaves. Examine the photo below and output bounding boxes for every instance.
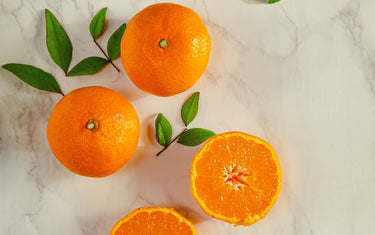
[46,8,125,76]
[155,92,215,147]
[89,8,126,61]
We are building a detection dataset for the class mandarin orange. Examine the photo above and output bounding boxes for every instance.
[47,86,139,177]
[190,132,282,226]
[121,3,211,96]
[110,207,197,235]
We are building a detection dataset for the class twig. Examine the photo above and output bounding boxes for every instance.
[156,128,188,157]
[93,39,120,72]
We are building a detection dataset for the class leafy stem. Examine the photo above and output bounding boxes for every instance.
[155,92,216,157]
[93,39,120,72]
[156,128,187,157]
[2,7,126,95]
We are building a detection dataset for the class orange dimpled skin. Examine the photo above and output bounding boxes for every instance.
[110,207,197,235]
[47,86,140,177]
[121,3,211,96]
[190,132,282,226]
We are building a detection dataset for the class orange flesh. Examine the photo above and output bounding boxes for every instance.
[111,207,196,235]
[191,132,282,225]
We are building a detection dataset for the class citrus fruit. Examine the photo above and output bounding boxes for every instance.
[121,3,211,97]
[190,132,282,226]
[46,86,139,177]
[110,207,197,235]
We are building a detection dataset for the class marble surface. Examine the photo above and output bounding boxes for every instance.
[1,0,375,234]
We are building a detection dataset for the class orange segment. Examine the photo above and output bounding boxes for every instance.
[110,207,197,235]
[190,132,282,226]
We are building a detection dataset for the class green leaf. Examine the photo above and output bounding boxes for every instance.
[155,113,172,147]
[268,0,280,3]
[107,23,126,60]
[67,57,108,76]
[181,92,200,126]
[45,9,73,74]
[2,63,62,94]
[178,128,215,147]
[90,7,107,40]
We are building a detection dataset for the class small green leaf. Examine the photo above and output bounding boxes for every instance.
[181,92,200,126]
[155,113,172,147]
[107,23,126,60]
[90,7,107,40]
[67,57,108,76]
[45,9,73,74]
[2,63,62,94]
[268,0,280,3]
[178,128,215,146]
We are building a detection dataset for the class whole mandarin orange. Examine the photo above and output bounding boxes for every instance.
[47,86,139,177]
[121,3,211,96]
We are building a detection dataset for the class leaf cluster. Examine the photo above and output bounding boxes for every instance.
[2,8,126,94]
[155,92,215,156]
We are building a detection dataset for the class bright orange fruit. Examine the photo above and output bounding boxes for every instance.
[121,3,211,96]
[110,207,197,235]
[47,86,139,177]
[190,132,282,226]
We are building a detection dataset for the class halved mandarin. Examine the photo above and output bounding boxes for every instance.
[110,207,197,235]
[190,132,282,226]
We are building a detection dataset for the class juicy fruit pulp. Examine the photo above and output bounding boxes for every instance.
[47,86,140,177]
[190,132,282,226]
[110,207,197,235]
[121,3,211,96]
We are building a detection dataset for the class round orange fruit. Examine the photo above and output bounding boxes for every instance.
[47,86,139,177]
[110,207,197,235]
[190,132,282,226]
[121,3,211,97]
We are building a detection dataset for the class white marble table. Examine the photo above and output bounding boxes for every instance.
[1,0,375,234]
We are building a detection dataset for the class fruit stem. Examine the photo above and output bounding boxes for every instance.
[156,128,187,157]
[93,39,120,72]
[159,39,168,49]
[86,119,99,131]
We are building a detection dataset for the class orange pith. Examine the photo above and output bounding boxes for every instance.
[121,3,211,96]
[110,207,197,235]
[47,86,139,177]
[190,132,282,226]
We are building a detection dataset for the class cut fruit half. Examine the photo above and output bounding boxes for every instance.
[110,207,197,235]
[190,132,282,226]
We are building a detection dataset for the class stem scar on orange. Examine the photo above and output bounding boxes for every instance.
[190,132,282,226]
[46,86,140,177]
[110,207,197,235]
[121,3,211,97]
